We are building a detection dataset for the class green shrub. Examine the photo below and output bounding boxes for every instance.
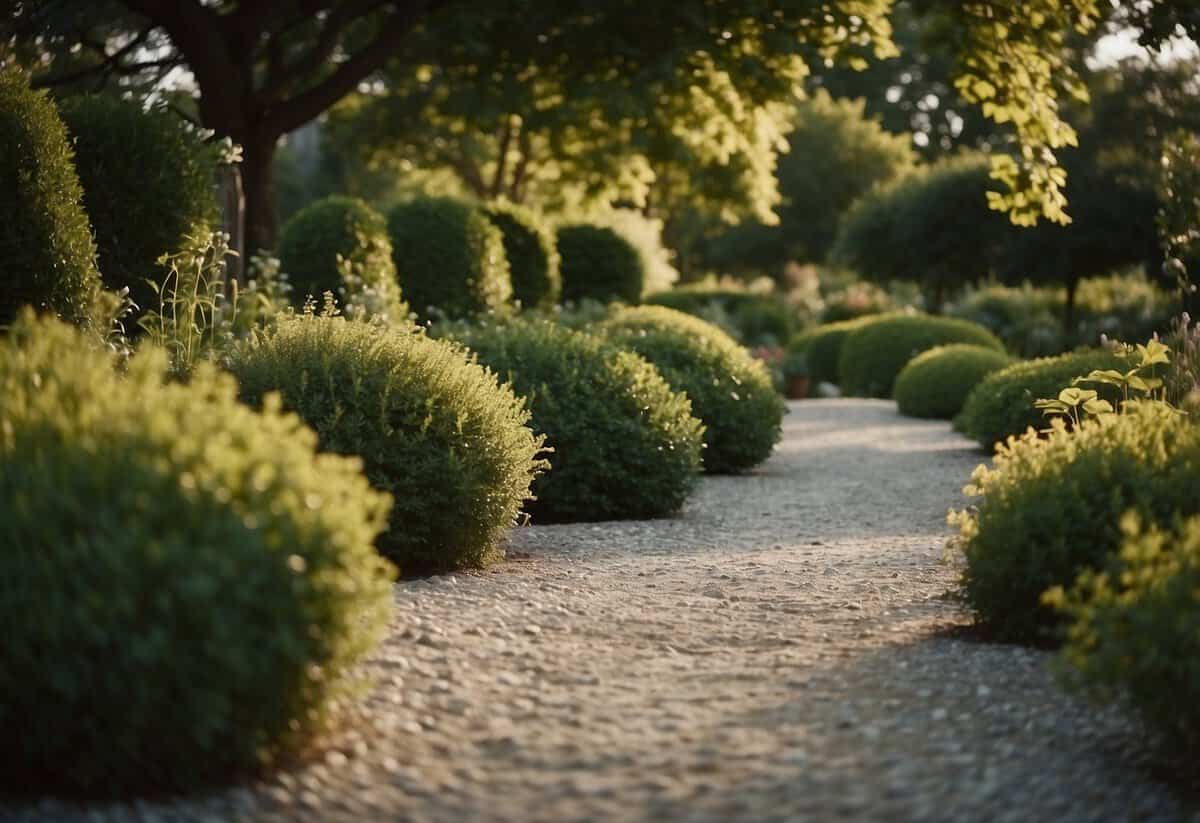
[60,94,218,317]
[386,196,511,320]
[948,283,1066,357]
[277,195,405,321]
[602,306,784,473]
[454,319,703,521]
[645,288,797,347]
[556,223,644,305]
[820,281,895,323]
[0,69,99,327]
[894,344,1015,419]
[0,311,394,796]
[483,202,561,309]
[837,313,1003,398]
[227,314,545,573]
[787,316,880,386]
[955,349,1131,448]
[950,403,1200,643]
[1050,514,1200,759]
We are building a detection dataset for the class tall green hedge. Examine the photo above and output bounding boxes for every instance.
[484,202,560,308]
[557,223,644,305]
[0,69,99,327]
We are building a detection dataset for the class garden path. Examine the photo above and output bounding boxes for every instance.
[15,400,1191,822]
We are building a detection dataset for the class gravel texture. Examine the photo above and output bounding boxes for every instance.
[8,399,1194,822]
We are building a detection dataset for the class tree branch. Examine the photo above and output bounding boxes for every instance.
[491,115,515,198]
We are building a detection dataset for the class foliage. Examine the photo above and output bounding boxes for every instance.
[645,286,798,348]
[787,316,881,386]
[0,311,394,796]
[453,318,703,522]
[602,306,785,474]
[59,93,219,317]
[1047,514,1200,761]
[949,403,1200,643]
[948,283,1066,358]
[820,281,895,323]
[1157,129,1200,309]
[894,344,1014,419]
[1033,338,1173,426]
[954,349,1132,449]
[589,209,680,296]
[0,67,99,327]
[277,195,405,321]
[556,223,644,305]
[483,201,561,309]
[831,154,1007,311]
[227,313,546,574]
[386,196,511,320]
[836,313,1003,398]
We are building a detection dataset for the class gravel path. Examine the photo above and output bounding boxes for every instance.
[11,399,1194,822]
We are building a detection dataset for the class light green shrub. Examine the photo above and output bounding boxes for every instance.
[894,344,1015,419]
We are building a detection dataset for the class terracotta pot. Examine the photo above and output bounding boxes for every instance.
[786,375,809,400]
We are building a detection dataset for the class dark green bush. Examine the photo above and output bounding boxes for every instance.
[455,319,704,521]
[0,69,99,327]
[949,284,1067,357]
[60,94,217,317]
[228,314,546,573]
[277,195,405,320]
[386,196,511,320]
[837,313,1003,398]
[955,349,1131,448]
[602,305,784,473]
[950,403,1200,643]
[557,223,644,305]
[645,288,798,348]
[787,316,881,386]
[483,202,560,309]
[894,344,1015,419]
[1051,514,1200,760]
[0,311,394,797]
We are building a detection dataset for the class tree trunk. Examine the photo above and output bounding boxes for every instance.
[241,134,279,256]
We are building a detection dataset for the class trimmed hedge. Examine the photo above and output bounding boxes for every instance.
[60,94,217,317]
[787,316,881,386]
[894,344,1015,419]
[456,319,704,521]
[228,315,546,573]
[0,69,99,327]
[955,349,1131,448]
[951,403,1200,643]
[387,197,511,320]
[837,314,1004,398]
[277,195,404,319]
[645,288,797,348]
[0,311,394,796]
[602,305,784,473]
[557,224,644,305]
[483,202,560,309]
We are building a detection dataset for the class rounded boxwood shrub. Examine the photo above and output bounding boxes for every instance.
[1051,514,1200,760]
[955,349,1131,448]
[386,196,511,320]
[837,313,1004,398]
[483,202,560,309]
[277,195,405,319]
[646,289,797,348]
[788,315,883,386]
[228,314,545,573]
[0,311,394,797]
[950,403,1200,644]
[455,319,704,522]
[0,69,99,327]
[893,344,1015,419]
[59,94,217,317]
[602,305,784,473]
[556,223,644,305]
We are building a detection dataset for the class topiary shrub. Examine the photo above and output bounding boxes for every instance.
[277,195,405,320]
[483,202,561,309]
[1050,514,1200,761]
[645,288,797,348]
[454,319,704,522]
[949,403,1200,644]
[602,305,784,473]
[955,349,1131,448]
[0,311,394,797]
[59,94,217,317]
[0,69,99,327]
[386,196,511,320]
[556,223,644,305]
[228,314,545,574]
[837,313,1004,398]
[787,315,883,387]
[893,344,1015,419]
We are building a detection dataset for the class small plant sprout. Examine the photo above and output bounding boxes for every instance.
[1035,337,1180,428]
